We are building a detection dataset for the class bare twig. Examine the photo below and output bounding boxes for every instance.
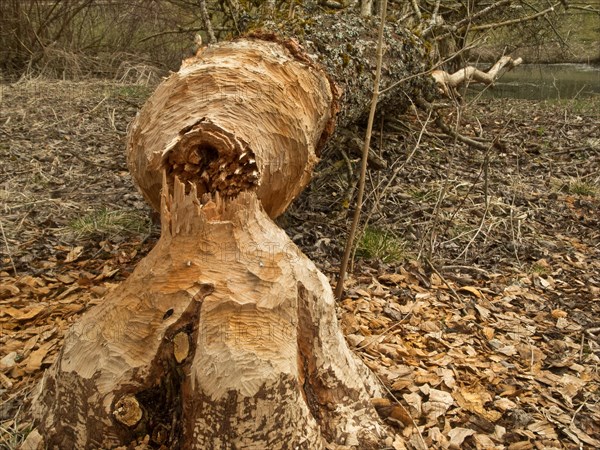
[453,0,512,31]
[0,219,17,276]
[434,115,491,151]
[199,0,217,43]
[335,0,388,300]
[434,1,563,40]
[455,152,491,260]
[432,56,523,94]
[466,2,561,33]
[410,0,422,20]
[139,27,202,44]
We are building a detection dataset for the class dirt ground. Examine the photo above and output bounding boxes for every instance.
[0,78,599,449]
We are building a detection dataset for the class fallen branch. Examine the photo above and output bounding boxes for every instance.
[434,116,490,151]
[431,55,523,95]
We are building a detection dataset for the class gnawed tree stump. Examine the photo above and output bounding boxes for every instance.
[27,24,429,449]
[32,182,385,448]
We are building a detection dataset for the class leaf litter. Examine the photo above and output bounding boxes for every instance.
[1,79,599,449]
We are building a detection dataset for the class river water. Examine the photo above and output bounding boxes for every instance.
[468,63,600,100]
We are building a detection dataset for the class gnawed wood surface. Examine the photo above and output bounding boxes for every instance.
[31,179,386,448]
[432,55,523,95]
[127,38,334,219]
[128,23,432,218]
[25,14,438,448]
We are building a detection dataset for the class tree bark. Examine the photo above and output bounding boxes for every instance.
[26,16,429,450]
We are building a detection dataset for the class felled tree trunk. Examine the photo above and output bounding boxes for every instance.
[127,14,431,217]
[27,17,428,450]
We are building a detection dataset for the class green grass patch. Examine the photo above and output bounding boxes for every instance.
[69,207,151,239]
[408,188,436,201]
[110,84,153,100]
[0,411,32,449]
[543,97,600,116]
[356,227,406,263]
[529,262,549,276]
[568,180,597,197]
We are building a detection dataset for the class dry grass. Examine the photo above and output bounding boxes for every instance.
[0,74,599,450]
[0,78,159,276]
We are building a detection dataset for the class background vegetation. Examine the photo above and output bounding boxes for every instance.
[1,0,598,81]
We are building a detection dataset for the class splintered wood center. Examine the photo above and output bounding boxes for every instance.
[164,121,259,199]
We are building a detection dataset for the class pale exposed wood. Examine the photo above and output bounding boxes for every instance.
[31,179,386,448]
[431,55,523,95]
[29,36,393,449]
[127,38,334,219]
[27,18,435,449]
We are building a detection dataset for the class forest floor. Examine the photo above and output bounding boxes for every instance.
[0,78,598,449]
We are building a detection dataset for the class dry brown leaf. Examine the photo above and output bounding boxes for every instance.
[494,397,517,411]
[507,442,533,450]
[568,423,600,447]
[458,285,483,298]
[95,264,120,281]
[23,334,40,355]
[419,321,440,332]
[3,304,46,321]
[454,387,502,422]
[402,391,422,418]
[377,343,400,358]
[378,273,406,285]
[551,309,567,319]
[56,284,81,300]
[64,245,84,263]
[56,273,76,284]
[0,371,14,389]
[0,352,18,370]
[447,427,476,449]
[527,420,558,439]
[422,388,454,421]
[482,326,495,340]
[370,397,391,408]
[24,341,56,373]
[19,276,45,288]
[414,372,441,385]
[407,431,427,450]
[516,343,546,366]
[430,273,443,286]
[391,378,413,391]
[473,433,496,449]
[0,283,20,299]
[474,304,491,319]
[388,405,414,427]
[427,427,448,447]
[355,288,370,297]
